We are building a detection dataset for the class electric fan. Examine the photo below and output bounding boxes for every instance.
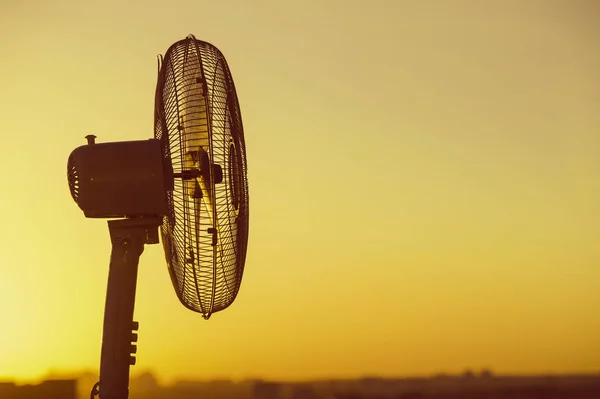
[66,34,249,399]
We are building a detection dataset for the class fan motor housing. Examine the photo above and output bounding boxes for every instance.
[68,139,169,218]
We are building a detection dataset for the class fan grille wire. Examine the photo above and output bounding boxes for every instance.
[154,35,249,318]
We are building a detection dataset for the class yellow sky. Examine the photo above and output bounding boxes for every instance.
[1,0,599,384]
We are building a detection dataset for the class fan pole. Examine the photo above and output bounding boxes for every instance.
[98,217,161,399]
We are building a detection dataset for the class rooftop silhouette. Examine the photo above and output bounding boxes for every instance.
[6,371,600,399]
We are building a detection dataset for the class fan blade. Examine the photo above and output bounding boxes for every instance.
[198,146,216,222]
[181,65,216,229]
[182,70,209,151]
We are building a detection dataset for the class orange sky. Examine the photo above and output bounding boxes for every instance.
[1,0,599,384]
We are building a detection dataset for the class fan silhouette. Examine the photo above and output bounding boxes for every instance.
[67,34,249,399]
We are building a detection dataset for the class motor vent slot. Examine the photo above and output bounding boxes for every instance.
[67,155,80,204]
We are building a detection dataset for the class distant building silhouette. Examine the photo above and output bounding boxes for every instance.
[20,371,597,399]
[253,380,282,399]
[0,379,76,399]
[130,371,160,393]
[290,384,322,399]
[480,368,494,379]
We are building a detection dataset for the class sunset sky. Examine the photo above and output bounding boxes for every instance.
[1,0,599,384]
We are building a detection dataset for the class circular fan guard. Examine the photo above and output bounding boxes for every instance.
[154,35,249,319]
